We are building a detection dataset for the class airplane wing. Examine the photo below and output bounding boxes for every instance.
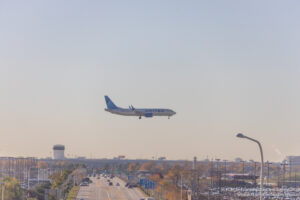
[129,106,153,118]
[134,108,154,117]
[134,109,145,116]
[129,105,146,116]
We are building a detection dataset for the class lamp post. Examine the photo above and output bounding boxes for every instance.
[236,133,264,200]
[240,160,245,175]
[1,165,4,200]
[180,174,183,200]
[223,160,227,187]
[215,159,221,194]
[1,181,4,200]
[266,161,272,185]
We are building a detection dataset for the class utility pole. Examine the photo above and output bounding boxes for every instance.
[281,162,288,188]
[180,175,183,200]
[210,159,214,197]
[289,159,292,185]
[215,159,221,195]
[223,160,227,188]
[223,160,227,175]
[192,157,197,200]
[277,166,280,187]
[240,161,245,175]
[295,172,297,188]
[1,181,4,200]
[28,168,30,189]
[240,160,245,188]
[8,158,10,177]
[1,167,4,200]
[266,161,272,185]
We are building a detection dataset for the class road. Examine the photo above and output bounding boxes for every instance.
[76,176,146,200]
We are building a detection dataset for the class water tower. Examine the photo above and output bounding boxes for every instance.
[53,144,65,160]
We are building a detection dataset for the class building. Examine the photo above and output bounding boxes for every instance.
[158,157,166,161]
[286,156,300,165]
[53,145,65,160]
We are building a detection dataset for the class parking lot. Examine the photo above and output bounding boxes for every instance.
[206,187,300,199]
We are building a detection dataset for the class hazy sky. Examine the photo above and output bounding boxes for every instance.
[1,1,300,161]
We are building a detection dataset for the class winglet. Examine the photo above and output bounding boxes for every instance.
[129,105,135,111]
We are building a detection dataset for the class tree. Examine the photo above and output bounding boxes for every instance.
[0,177,23,200]
[66,186,79,200]
[28,182,51,200]
[50,169,72,189]
[140,162,156,171]
[128,162,140,173]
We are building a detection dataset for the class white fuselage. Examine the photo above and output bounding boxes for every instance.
[105,108,176,117]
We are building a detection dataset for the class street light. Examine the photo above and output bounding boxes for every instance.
[236,133,264,200]
[215,159,221,194]
[1,181,4,200]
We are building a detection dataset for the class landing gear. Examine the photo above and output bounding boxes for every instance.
[168,116,170,119]
[139,116,142,119]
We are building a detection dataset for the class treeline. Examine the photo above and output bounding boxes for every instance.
[29,168,82,200]
[0,162,86,200]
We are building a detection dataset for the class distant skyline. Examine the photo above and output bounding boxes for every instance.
[1,1,300,162]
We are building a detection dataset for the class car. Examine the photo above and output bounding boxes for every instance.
[82,177,92,184]
[116,183,120,186]
[80,182,89,186]
[128,183,137,188]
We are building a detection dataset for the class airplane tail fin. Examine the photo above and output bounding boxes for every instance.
[105,96,118,109]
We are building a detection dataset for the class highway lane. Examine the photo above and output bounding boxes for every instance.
[76,176,146,200]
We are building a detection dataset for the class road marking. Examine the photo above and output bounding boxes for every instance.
[106,190,110,199]
[116,187,127,200]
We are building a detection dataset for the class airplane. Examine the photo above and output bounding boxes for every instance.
[104,96,176,119]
